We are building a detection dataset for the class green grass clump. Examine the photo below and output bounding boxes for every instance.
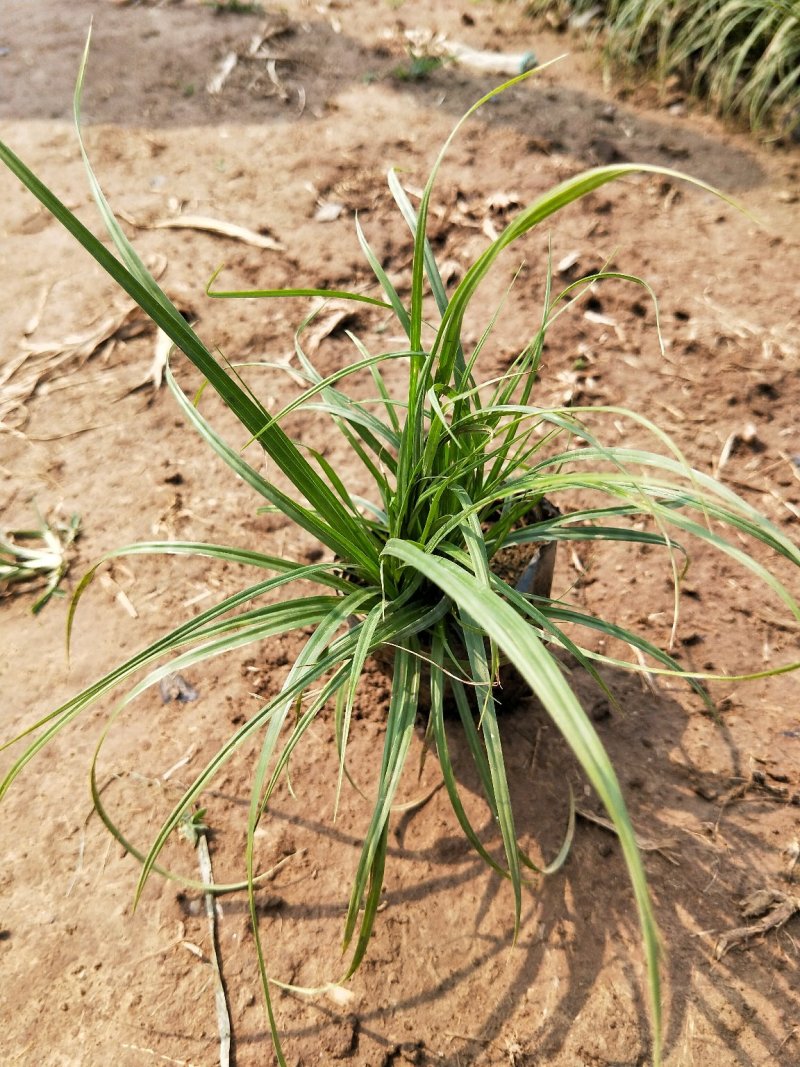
[0,512,80,614]
[206,0,264,14]
[532,0,800,134]
[1,32,799,1067]
[393,53,447,81]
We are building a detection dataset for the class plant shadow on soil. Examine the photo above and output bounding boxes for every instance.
[148,652,796,1066]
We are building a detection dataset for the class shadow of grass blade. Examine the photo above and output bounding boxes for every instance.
[384,539,663,1063]
[428,632,508,877]
[2,563,340,797]
[342,646,420,975]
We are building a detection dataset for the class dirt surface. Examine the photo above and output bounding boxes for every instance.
[2,2,800,1065]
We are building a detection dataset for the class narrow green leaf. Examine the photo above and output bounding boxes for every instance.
[384,539,662,1060]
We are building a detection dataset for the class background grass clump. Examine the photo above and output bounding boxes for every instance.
[531,0,800,135]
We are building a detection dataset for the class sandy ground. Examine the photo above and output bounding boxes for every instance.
[1,2,799,1065]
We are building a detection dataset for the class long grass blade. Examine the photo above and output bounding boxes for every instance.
[384,538,663,1062]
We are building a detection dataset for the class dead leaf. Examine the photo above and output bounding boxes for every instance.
[99,571,139,619]
[180,941,206,960]
[557,250,581,274]
[576,807,680,864]
[324,984,356,1008]
[715,888,800,959]
[266,58,289,102]
[14,306,143,363]
[1,303,152,431]
[304,307,357,354]
[149,328,173,389]
[584,309,618,327]
[437,259,461,286]
[23,283,55,337]
[207,51,238,95]
[150,214,284,251]
[248,16,292,57]
[314,201,345,223]
[715,422,762,475]
[485,191,520,213]
[481,217,499,241]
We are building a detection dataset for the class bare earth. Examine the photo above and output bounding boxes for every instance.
[1,2,799,1065]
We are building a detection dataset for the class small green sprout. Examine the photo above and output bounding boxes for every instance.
[205,0,264,14]
[178,807,209,848]
[393,54,446,82]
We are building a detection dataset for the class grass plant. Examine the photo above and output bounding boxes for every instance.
[532,0,800,134]
[207,0,265,14]
[1,36,799,1066]
[0,511,80,614]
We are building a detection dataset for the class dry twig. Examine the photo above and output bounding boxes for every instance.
[180,810,232,1067]
[577,807,680,864]
[715,888,800,959]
